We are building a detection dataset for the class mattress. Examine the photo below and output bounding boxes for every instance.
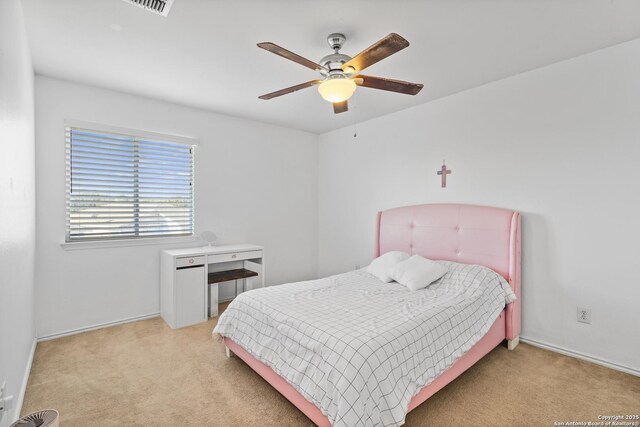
[213,262,516,427]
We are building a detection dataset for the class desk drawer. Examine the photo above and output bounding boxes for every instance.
[176,255,205,268]
[207,250,262,264]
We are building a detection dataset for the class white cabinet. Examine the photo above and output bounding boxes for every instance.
[160,254,207,329]
[175,265,206,328]
[161,244,264,329]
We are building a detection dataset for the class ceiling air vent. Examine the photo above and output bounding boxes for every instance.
[122,0,174,17]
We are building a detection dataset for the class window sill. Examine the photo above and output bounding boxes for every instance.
[60,236,199,251]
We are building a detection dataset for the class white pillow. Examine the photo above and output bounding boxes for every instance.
[367,251,410,282]
[386,255,448,291]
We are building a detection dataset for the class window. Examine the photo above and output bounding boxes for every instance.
[65,125,195,242]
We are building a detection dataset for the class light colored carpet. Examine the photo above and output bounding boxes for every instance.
[23,304,639,426]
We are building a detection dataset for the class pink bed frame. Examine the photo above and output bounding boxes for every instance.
[224,203,521,426]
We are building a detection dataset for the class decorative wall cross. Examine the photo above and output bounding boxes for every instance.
[437,161,451,188]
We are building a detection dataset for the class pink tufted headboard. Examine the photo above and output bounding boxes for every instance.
[375,203,521,340]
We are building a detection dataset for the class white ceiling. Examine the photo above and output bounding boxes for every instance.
[21,0,640,134]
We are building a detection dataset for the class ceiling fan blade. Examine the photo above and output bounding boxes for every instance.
[356,75,423,95]
[258,42,328,72]
[333,101,348,114]
[342,33,409,73]
[259,80,322,100]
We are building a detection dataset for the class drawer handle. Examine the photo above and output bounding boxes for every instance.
[231,254,237,258]
[189,259,194,264]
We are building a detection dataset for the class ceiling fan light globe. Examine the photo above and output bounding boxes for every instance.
[318,78,357,103]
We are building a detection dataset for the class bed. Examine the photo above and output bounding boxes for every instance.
[214,203,521,426]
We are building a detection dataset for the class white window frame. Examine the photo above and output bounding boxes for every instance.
[62,120,198,249]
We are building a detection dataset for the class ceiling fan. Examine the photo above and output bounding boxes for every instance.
[257,33,424,114]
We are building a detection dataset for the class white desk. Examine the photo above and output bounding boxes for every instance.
[160,244,264,329]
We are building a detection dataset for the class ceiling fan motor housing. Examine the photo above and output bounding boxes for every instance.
[319,53,352,75]
[320,33,355,77]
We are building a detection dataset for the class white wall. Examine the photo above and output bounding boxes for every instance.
[0,0,36,424]
[318,39,640,372]
[35,76,318,338]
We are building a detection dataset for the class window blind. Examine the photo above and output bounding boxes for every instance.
[65,126,194,242]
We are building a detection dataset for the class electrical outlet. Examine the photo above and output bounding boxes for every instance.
[0,380,5,411]
[0,394,13,412]
[577,307,592,324]
[0,380,13,413]
[355,264,361,270]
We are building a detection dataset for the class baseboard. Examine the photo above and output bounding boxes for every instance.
[13,338,37,421]
[37,312,159,342]
[520,336,639,377]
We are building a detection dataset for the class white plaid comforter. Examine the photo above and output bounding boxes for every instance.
[213,262,516,427]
